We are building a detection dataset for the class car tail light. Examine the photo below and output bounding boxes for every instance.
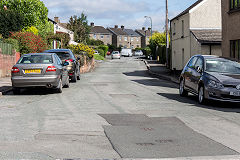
[46,66,57,72]
[11,67,19,73]
[65,59,73,62]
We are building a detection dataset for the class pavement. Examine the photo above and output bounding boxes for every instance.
[0,77,12,96]
[143,60,180,84]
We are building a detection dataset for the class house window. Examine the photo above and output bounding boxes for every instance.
[131,37,134,42]
[107,35,110,38]
[137,38,139,42]
[124,37,128,41]
[119,36,122,41]
[173,23,176,35]
[230,40,240,60]
[230,0,240,10]
[100,35,104,39]
[93,34,96,39]
[182,20,184,38]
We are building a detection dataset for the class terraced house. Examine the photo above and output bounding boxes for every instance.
[136,27,151,48]
[89,23,112,45]
[108,25,141,49]
[222,0,240,60]
[170,0,222,70]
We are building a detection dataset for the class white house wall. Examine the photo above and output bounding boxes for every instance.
[171,14,191,70]
[189,0,222,29]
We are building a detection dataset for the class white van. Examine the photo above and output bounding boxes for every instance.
[121,48,133,57]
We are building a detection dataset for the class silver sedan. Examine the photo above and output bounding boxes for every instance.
[11,53,70,94]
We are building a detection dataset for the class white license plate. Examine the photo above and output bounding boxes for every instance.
[230,92,240,96]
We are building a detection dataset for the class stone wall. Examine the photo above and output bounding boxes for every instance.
[0,49,21,78]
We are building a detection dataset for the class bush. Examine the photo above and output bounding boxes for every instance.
[97,45,108,57]
[0,10,24,38]
[93,54,105,60]
[3,38,20,52]
[68,43,95,58]
[22,26,39,35]
[10,32,48,54]
[96,49,104,57]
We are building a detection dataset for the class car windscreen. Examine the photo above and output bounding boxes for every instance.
[47,52,71,60]
[18,55,53,64]
[205,58,240,74]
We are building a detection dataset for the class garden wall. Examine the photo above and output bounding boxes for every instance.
[80,56,95,73]
[0,49,20,78]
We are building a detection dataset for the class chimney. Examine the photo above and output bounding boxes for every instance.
[114,25,118,28]
[54,17,60,23]
[148,27,151,31]
[121,25,124,30]
[142,27,145,31]
[90,22,94,27]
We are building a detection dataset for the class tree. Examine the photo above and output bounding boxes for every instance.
[67,13,91,43]
[0,0,49,37]
[0,9,24,38]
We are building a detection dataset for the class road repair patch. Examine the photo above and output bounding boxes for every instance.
[101,114,239,158]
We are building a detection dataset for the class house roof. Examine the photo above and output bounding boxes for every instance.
[191,29,222,44]
[135,29,151,37]
[59,23,68,29]
[90,26,112,34]
[171,0,203,21]
[108,28,128,36]
[123,29,141,37]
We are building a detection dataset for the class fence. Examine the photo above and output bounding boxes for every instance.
[0,42,13,55]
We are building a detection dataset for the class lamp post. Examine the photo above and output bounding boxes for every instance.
[144,16,152,37]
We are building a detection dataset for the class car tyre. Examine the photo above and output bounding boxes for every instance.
[71,71,77,83]
[63,76,70,88]
[77,68,81,80]
[198,86,206,104]
[56,79,63,93]
[179,79,188,97]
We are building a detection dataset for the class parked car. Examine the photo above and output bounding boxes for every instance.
[111,51,121,59]
[44,49,80,82]
[94,50,99,54]
[134,50,143,56]
[121,48,133,57]
[11,53,70,94]
[179,55,240,104]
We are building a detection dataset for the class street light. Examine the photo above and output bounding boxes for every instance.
[144,16,152,37]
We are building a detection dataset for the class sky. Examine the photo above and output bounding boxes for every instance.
[42,0,198,31]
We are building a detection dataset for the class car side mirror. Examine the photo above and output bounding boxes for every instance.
[63,62,69,66]
[196,66,203,73]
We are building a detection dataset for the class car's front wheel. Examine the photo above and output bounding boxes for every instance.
[71,71,77,82]
[198,86,206,104]
[179,79,188,97]
[63,76,70,88]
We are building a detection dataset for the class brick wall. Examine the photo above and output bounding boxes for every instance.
[0,48,21,78]
[80,56,95,73]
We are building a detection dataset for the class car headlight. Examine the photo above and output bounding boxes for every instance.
[208,80,224,89]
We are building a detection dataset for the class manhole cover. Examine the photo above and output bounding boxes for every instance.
[109,94,137,98]
[136,143,155,146]
[155,139,173,143]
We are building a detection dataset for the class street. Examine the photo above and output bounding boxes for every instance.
[0,57,240,160]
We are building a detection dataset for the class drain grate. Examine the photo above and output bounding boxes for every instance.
[155,139,173,143]
[136,143,155,146]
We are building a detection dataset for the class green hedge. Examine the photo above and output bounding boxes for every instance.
[4,38,19,52]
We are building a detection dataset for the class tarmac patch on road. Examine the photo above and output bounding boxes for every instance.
[101,114,239,158]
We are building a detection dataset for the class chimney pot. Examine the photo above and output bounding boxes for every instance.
[54,17,60,23]
[142,27,145,31]
[121,25,124,29]
[114,25,118,28]
[90,22,94,27]
[148,27,151,31]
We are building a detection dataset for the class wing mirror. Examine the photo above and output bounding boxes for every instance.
[196,66,203,73]
[63,62,70,66]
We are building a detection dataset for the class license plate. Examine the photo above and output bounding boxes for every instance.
[24,69,41,74]
[230,92,240,96]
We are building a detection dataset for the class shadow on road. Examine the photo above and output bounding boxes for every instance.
[4,87,57,96]
[123,70,150,78]
[158,93,240,113]
[0,86,12,95]
[132,79,178,88]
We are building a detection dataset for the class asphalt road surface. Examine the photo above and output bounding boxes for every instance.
[0,57,240,160]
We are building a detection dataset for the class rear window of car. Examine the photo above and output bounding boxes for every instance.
[112,52,119,54]
[18,55,53,64]
[54,52,71,60]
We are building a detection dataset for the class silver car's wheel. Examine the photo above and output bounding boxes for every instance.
[56,79,63,93]
[63,76,70,88]
[198,86,205,104]
[179,79,188,97]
